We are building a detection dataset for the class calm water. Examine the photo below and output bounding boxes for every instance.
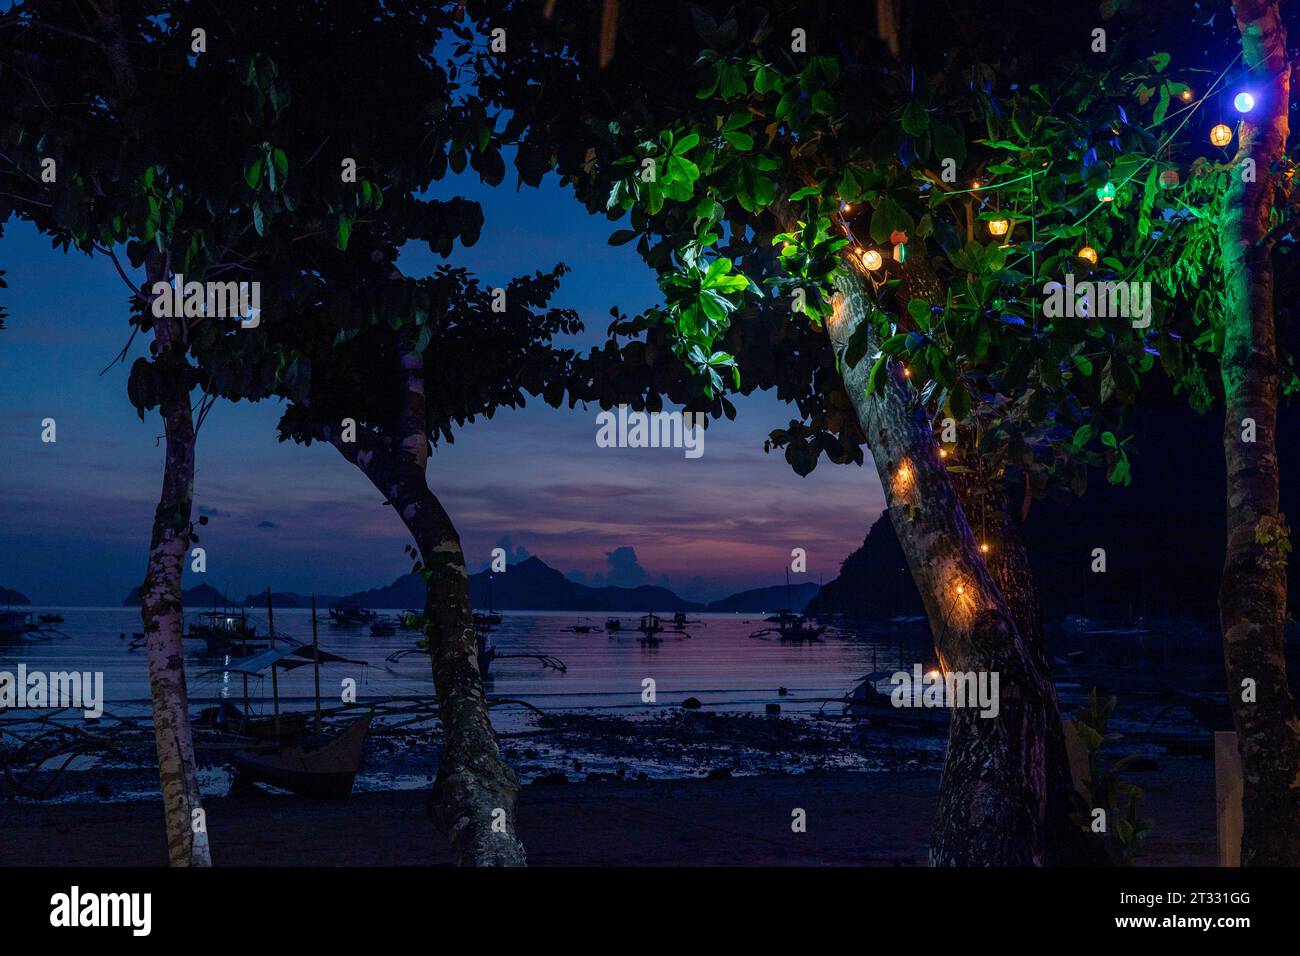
[0,607,932,721]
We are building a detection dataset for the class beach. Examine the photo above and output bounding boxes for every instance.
[0,756,1216,867]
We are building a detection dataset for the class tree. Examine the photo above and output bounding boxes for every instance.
[1214,0,1300,865]
[274,262,584,866]
[0,0,518,865]
[471,0,1192,864]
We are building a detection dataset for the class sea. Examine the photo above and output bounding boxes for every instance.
[0,607,1201,802]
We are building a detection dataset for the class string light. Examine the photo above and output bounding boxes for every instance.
[980,542,990,553]
[939,448,948,459]
[1180,88,1193,102]
[1159,169,1180,188]
[955,583,965,595]
[1233,91,1255,113]
[860,248,884,271]
[1077,245,1098,265]
[1210,123,1233,147]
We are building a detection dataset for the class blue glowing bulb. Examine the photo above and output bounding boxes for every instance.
[1234,92,1255,113]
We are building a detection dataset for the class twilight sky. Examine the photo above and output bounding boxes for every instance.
[0,171,886,607]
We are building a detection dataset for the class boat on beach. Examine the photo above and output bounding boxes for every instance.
[201,595,373,798]
[231,713,373,799]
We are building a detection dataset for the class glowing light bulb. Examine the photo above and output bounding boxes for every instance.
[980,542,990,553]
[1210,123,1233,147]
[1180,88,1193,102]
[1234,92,1255,113]
[861,248,884,271]
[956,583,965,595]
[1077,245,1098,265]
[939,448,948,459]
[988,218,1010,236]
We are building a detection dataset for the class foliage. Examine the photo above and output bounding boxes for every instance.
[1070,688,1150,865]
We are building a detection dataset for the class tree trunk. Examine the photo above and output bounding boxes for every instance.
[320,336,525,865]
[827,266,1079,865]
[951,467,1098,863]
[139,304,211,867]
[1217,0,1300,866]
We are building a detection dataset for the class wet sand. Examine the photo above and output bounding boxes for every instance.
[0,756,1215,866]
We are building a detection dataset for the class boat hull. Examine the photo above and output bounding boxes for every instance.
[232,714,372,799]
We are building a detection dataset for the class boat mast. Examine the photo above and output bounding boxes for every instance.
[267,588,280,738]
[312,593,322,734]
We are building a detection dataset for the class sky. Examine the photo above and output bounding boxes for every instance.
[0,171,887,607]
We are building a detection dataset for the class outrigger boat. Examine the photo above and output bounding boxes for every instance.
[750,570,826,641]
[605,617,622,632]
[200,593,373,799]
[188,607,267,657]
[750,610,826,642]
[328,606,377,626]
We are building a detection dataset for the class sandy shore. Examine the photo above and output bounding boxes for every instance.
[0,756,1215,866]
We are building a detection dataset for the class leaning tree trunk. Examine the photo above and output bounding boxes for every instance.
[139,306,211,867]
[321,337,525,865]
[950,464,1098,863]
[1217,0,1300,866]
[827,264,1077,865]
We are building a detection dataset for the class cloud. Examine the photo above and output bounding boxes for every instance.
[604,546,648,589]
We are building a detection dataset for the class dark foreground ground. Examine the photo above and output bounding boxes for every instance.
[0,756,1215,866]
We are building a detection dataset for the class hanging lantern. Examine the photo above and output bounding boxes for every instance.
[1095,182,1116,203]
[1077,245,1098,265]
[1159,169,1180,188]
[988,218,1011,236]
[1234,92,1255,113]
[1210,123,1233,147]
[860,248,884,271]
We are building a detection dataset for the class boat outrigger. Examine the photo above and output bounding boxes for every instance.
[200,592,373,799]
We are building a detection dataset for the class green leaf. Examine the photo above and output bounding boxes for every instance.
[672,132,700,155]
[901,100,929,136]
[723,130,754,151]
[336,213,352,250]
[244,158,263,190]
[907,298,931,330]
